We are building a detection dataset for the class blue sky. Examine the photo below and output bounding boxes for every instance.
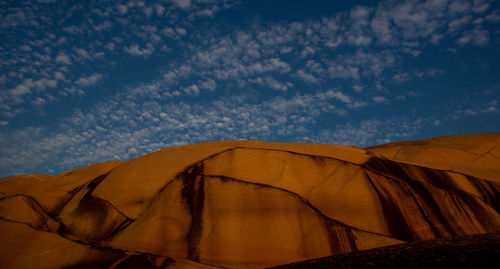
[1,0,499,177]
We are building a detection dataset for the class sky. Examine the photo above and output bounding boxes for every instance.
[0,0,499,177]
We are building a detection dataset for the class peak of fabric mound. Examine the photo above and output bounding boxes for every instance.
[1,134,499,268]
[365,133,500,182]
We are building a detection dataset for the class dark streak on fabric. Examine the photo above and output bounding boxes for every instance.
[181,163,206,261]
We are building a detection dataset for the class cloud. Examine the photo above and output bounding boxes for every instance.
[7,78,57,103]
[10,79,33,97]
[176,27,186,36]
[31,97,46,106]
[0,0,242,118]
[93,21,113,32]
[63,25,85,34]
[372,96,389,103]
[246,58,291,75]
[323,89,351,104]
[448,15,473,33]
[300,46,316,58]
[73,48,92,60]
[155,4,166,16]
[473,0,490,13]
[457,29,490,46]
[328,64,360,80]
[75,73,103,87]
[264,77,292,91]
[393,72,411,83]
[367,0,492,46]
[117,4,128,14]
[0,87,352,176]
[124,43,155,56]
[193,7,218,18]
[352,85,363,92]
[0,8,27,28]
[306,118,423,146]
[347,34,372,46]
[55,52,72,65]
[199,79,217,91]
[184,84,200,95]
[0,0,498,176]
[296,69,320,84]
[450,97,499,119]
[448,1,471,15]
[172,0,191,9]
[350,5,373,21]
[483,100,498,112]
[33,78,58,90]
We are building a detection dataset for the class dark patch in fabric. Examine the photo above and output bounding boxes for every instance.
[181,163,206,261]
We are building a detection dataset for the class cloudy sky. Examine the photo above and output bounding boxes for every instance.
[1,0,499,177]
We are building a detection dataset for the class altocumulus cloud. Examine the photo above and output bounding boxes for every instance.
[0,0,499,176]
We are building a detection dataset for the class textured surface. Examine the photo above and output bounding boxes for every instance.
[270,233,500,269]
[0,134,499,268]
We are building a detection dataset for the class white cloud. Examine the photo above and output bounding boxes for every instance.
[265,77,292,91]
[93,21,113,32]
[184,84,200,95]
[372,96,389,103]
[457,29,489,46]
[199,79,217,91]
[0,86,354,175]
[472,0,490,13]
[75,73,103,87]
[323,89,351,104]
[31,97,46,106]
[155,4,165,16]
[0,0,498,176]
[268,58,291,73]
[1,71,495,176]
[448,1,471,15]
[483,100,497,112]
[0,8,27,28]
[33,78,57,90]
[296,69,320,84]
[124,43,154,57]
[74,48,91,60]
[246,58,291,75]
[172,0,191,9]
[368,0,489,45]
[143,6,153,17]
[350,5,373,21]
[393,72,411,83]
[486,10,500,22]
[55,52,72,65]
[328,64,360,80]
[300,46,316,58]
[63,25,85,34]
[194,7,217,18]
[6,76,60,105]
[347,34,372,46]
[176,27,186,36]
[60,87,85,97]
[117,4,128,14]
[10,79,33,97]
[448,15,473,33]
[160,27,178,39]
[352,85,363,92]
[306,118,423,146]
[54,71,66,81]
